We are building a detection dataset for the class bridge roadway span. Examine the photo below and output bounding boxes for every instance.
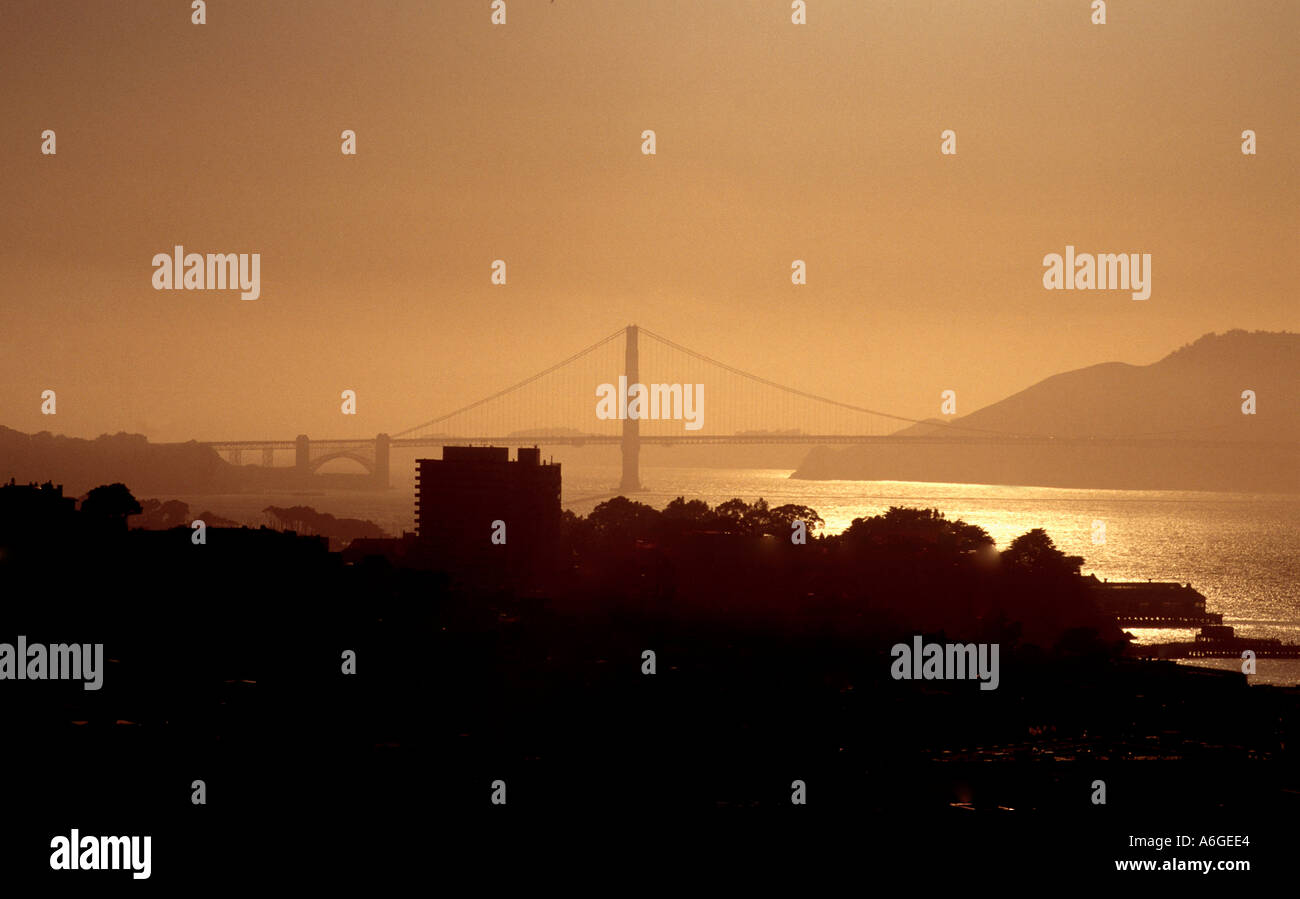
[204,435,1246,450]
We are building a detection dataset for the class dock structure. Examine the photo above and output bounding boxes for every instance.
[1129,625,1300,660]
[1084,575,1223,627]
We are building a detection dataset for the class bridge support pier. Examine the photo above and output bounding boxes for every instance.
[619,324,643,492]
[295,435,310,477]
[374,433,390,488]
[262,447,274,467]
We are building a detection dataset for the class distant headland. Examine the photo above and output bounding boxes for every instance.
[792,331,1300,493]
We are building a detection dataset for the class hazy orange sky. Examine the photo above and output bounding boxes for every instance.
[2,0,1296,443]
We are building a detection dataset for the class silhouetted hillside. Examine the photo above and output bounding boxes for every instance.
[0,427,240,495]
[795,331,1300,492]
[898,330,1299,441]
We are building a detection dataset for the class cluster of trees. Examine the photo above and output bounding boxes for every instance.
[557,497,1109,648]
[1166,328,1296,360]
[91,480,1084,586]
[262,505,387,542]
[78,484,246,532]
[565,496,1083,580]
[67,482,1109,649]
[73,485,390,545]
[565,495,824,546]
[131,497,241,529]
[838,506,1085,579]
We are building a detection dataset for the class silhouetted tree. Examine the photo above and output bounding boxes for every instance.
[586,496,661,544]
[195,509,240,528]
[769,503,825,536]
[1001,528,1083,577]
[261,504,386,543]
[840,507,993,555]
[740,498,773,535]
[662,496,713,525]
[158,499,190,528]
[134,497,192,529]
[714,498,753,533]
[81,483,142,532]
[658,497,717,538]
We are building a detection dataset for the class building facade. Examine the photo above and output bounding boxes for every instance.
[415,446,561,578]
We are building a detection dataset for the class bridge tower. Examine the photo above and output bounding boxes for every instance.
[295,435,310,476]
[374,433,390,488]
[620,324,643,492]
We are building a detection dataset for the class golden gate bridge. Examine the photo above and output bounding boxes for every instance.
[201,324,1187,491]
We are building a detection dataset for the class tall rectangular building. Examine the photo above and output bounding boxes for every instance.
[415,446,561,576]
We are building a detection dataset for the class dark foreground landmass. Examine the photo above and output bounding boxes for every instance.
[3,489,1294,884]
